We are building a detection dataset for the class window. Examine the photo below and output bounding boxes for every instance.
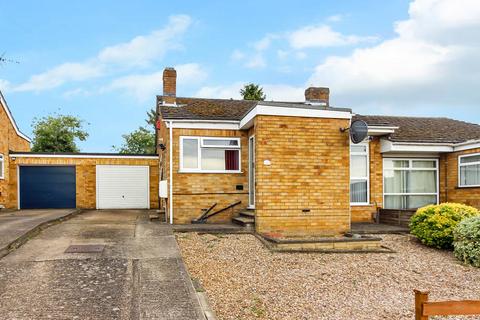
[350,142,369,204]
[180,137,241,172]
[383,159,438,209]
[0,154,3,179]
[459,153,480,187]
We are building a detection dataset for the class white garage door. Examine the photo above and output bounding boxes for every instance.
[96,165,150,209]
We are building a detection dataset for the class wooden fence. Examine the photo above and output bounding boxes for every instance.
[415,290,480,320]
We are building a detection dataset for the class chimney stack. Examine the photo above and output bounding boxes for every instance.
[305,87,329,106]
[163,67,177,105]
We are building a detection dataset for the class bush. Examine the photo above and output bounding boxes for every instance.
[454,216,480,267]
[409,203,480,249]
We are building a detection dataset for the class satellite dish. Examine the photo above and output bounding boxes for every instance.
[349,120,369,144]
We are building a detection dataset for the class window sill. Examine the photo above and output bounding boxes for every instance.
[350,203,372,207]
[178,170,242,174]
[456,185,480,189]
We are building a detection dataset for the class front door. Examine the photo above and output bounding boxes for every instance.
[248,136,255,208]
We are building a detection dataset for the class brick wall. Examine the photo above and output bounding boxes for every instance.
[159,125,249,224]
[0,102,30,207]
[6,157,159,209]
[254,115,351,236]
[350,137,383,222]
[441,148,480,209]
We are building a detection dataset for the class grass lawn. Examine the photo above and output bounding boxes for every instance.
[177,233,480,320]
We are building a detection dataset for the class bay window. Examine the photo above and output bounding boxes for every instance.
[350,142,369,204]
[180,137,240,173]
[459,153,480,187]
[383,159,438,209]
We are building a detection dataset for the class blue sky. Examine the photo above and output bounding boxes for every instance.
[1,0,479,151]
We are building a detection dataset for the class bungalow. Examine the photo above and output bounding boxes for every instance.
[156,67,480,237]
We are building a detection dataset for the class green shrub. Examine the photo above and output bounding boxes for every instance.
[454,216,480,267]
[409,203,480,249]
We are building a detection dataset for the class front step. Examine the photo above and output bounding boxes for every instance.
[232,209,255,229]
[239,210,255,218]
[232,216,255,228]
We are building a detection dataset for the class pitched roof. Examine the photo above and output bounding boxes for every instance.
[157,96,351,121]
[158,96,257,120]
[354,114,480,144]
[0,90,31,142]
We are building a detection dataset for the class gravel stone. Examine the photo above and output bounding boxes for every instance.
[176,233,480,320]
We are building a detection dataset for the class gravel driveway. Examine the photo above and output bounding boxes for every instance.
[177,233,480,320]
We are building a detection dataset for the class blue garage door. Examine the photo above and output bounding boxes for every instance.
[20,166,76,209]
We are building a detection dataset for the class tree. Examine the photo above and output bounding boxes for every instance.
[240,83,266,101]
[113,109,157,154]
[31,114,88,152]
[114,127,156,154]
[146,108,157,127]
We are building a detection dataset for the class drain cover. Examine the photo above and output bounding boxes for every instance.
[65,244,105,253]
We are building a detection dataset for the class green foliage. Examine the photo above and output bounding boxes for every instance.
[113,127,155,154]
[410,203,480,249]
[240,83,266,101]
[31,114,88,152]
[146,108,157,127]
[453,216,480,267]
[113,109,157,154]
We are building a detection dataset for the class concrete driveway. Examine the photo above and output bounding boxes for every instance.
[0,210,204,320]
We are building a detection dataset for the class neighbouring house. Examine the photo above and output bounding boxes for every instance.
[0,90,159,211]
[156,67,480,237]
[0,91,31,208]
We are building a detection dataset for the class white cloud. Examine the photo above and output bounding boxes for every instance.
[9,14,192,93]
[62,88,93,99]
[231,49,245,61]
[234,23,375,69]
[0,79,11,92]
[194,82,303,102]
[307,0,480,115]
[262,84,304,101]
[326,14,345,23]
[14,62,103,92]
[288,25,377,49]
[107,63,207,101]
[195,82,243,99]
[97,15,191,67]
[244,54,266,69]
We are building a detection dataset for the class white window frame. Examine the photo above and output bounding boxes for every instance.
[0,154,4,179]
[179,136,241,173]
[383,158,439,209]
[350,141,370,206]
[458,152,480,187]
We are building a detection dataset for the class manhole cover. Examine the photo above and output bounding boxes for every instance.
[65,244,105,253]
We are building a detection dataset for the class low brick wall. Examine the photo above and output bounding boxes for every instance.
[378,209,416,227]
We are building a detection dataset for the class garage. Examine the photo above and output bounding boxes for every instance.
[96,165,150,209]
[19,166,76,209]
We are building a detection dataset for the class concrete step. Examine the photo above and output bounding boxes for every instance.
[239,210,255,218]
[232,216,255,228]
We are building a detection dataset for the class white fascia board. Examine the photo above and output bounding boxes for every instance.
[0,91,31,142]
[380,139,453,153]
[453,140,480,152]
[10,154,159,159]
[240,105,352,129]
[367,126,398,136]
[164,119,240,130]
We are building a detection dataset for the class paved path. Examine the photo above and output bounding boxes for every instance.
[0,210,205,320]
[0,209,78,257]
